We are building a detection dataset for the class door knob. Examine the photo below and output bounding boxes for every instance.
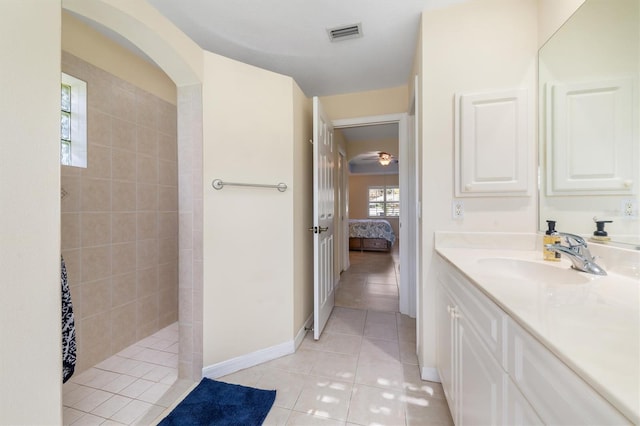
[319,226,328,233]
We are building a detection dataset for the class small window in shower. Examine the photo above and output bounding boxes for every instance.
[60,73,87,168]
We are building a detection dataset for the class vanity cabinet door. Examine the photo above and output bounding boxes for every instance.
[506,376,544,426]
[507,318,631,425]
[436,282,457,422]
[458,309,506,426]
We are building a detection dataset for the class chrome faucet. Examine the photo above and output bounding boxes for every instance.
[545,233,607,276]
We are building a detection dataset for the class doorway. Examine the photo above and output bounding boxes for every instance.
[332,113,417,318]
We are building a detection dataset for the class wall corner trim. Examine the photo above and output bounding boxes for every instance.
[202,341,295,379]
[421,366,441,383]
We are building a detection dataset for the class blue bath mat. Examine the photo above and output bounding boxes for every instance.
[158,378,276,426]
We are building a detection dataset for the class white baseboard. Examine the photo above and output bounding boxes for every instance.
[202,340,294,379]
[421,366,441,383]
[294,314,314,349]
[202,316,313,379]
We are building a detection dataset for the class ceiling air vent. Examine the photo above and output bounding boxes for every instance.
[327,23,362,42]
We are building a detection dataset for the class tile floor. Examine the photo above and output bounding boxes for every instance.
[216,246,454,425]
[64,245,453,425]
[62,323,192,425]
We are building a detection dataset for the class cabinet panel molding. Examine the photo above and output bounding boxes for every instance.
[546,78,636,195]
[455,88,529,197]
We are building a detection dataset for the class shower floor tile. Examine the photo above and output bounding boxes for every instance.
[63,323,180,425]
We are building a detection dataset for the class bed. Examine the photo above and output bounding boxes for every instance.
[348,219,396,252]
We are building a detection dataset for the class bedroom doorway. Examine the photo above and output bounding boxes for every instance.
[332,113,417,318]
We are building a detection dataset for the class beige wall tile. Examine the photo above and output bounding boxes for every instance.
[112,181,136,212]
[87,108,112,147]
[136,91,158,129]
[158,133,177,161]
[137,211,158,240]
[112,212,136,243]
[137,266,158,298]
[158,238,178,265]
[82,145,112,179]
[137,239,158,269]
[158,159,177,186]
[137,154,158,184]
[110,85,136,122]
[158,212,177,239]
[62,213,81,250]
[81,213,111,247]
[80,278,112,319]
[112,149,136,182]
[158,263,178,293]
[81,245,111,282]
[61,175,80,212]
[61,249,81,286]
[137,127,158,157]
[81,178,111,212]
[112,242,136,274]
[112,271,136,308]
[81,311,112,368]
[111,302,137,352]
[137,183,158,211]
[158,100,177,137]
[111,118,136,151]
[158,186,177,212]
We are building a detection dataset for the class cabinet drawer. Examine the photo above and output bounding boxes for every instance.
[441,268,507,367]
[507,318,630,425]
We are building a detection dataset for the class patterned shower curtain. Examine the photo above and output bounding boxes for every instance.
[61,255,76,383]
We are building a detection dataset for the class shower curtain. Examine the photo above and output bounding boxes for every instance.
[61,255,76,383]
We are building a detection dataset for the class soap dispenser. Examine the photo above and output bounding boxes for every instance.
[543,220,561,261]
[591,219,613,242]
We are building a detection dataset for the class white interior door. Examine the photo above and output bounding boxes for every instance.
[313,96,335,340]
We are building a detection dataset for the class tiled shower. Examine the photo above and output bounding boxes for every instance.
[60,51,179,374]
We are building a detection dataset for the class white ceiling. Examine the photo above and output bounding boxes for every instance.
[145,0,468,96]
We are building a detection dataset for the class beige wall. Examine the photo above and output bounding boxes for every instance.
[61,52,178,373]
[0,1,62,424]
[202,52,297,365]
[348,174,401,236]
[62,11,176,104]
[292,83,314,334]
[320,86,408,121]
[418,0,539,377]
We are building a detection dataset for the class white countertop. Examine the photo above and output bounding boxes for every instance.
[434,233,640,424]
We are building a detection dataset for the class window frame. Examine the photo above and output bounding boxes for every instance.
[367,185,400,218]
[61,72,87,168]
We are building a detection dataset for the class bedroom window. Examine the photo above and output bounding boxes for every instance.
[368,186,399,217]
[60,73,87,168]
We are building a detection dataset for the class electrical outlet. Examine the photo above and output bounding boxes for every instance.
[452,200,464,220]
[621,199,637,216]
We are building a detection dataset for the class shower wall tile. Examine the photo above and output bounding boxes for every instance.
[80,278,112,318]
[112,212,137,243]
[112,149,137,182]
[81,178,111,212]
[82,144,111,178]
[112,181,137,212]
[62,52,178,377]
[88,108,112,147]
[112,272,136,308]
[81,213,111,247]
[62,213,81,250]
[111,118,136,151]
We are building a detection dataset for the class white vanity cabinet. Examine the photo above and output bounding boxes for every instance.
[436,259,630,425]
[437,266,514,425]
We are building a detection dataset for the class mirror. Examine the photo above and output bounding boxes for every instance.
[538,0,640,248]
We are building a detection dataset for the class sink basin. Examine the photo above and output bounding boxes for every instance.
[476,258,592,285]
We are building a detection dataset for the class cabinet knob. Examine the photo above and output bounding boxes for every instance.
[623,180,633,188]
